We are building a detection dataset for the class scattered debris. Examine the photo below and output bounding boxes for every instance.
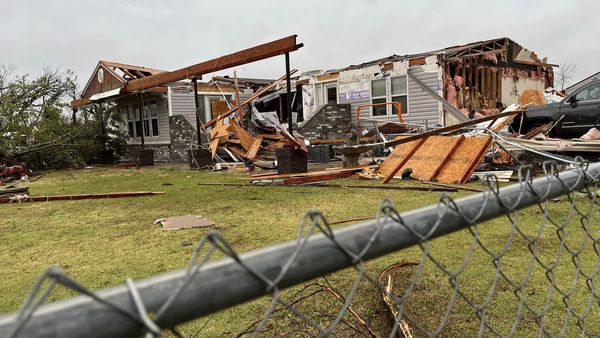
[155,215,214,231]
[196,182,457,192]
[0,162,30,181]
[379,261,419,338]
[379,135,493,184]
[0,186,29,195]
[0,191,165,204]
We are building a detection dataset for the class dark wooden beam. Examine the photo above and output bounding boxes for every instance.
[383,109,523,148]
[122,35,303,94]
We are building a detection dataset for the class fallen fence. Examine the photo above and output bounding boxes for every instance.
[1,159,599,337]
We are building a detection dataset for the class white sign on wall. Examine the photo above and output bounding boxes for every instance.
[338,80,370,101]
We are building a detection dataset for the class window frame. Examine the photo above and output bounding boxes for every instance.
[370,75,409,117]
[370,78,388,117]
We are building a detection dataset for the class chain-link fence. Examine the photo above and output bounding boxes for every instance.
[1,160,599,337]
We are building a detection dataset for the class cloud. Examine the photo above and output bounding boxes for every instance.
[1,0,596,89]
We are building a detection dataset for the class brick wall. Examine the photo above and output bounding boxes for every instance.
[168,115,197,162]
[296,104,352,140]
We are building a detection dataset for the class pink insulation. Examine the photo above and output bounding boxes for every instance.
[445,75,459,108]
[453,75,464,88]
[580,128,600,140]
[483,52,499,65]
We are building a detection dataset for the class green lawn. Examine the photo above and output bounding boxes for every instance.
[0,167,598,337]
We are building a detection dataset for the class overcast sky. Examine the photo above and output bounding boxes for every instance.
[2,0,598,91]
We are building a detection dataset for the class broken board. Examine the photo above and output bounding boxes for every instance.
[435,135,493,183]
[379,135,493,184]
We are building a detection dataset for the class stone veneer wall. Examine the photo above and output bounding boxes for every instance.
[296,104,352,140]
[125,115,198,163]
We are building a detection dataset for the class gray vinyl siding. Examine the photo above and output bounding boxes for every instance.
[341,67,441,126]
[170,89,253,129]
[170,90,197,128]
[406,67,441,126]
[117,93,170,145]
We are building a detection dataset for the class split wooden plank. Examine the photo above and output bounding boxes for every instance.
[0,191,165,204]
[521,121,553,139]
[383,109,523,148]
[226,145,248,159]
[435,135,493,184]
[230,121,254,151]
[246,136,264,160]
[233,70,244,123]
[282,171,356,184]
[250,167,364,180]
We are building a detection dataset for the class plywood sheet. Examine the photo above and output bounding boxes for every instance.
[398,136,465,181]
[246,136,263,160]
[230,121,253,151]
[210,100,236,120]
[378,136,423,177]
[436,135,493,184]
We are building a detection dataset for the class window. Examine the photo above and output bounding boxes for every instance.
[391,76,407,115]
[149,100,159,136]
[124,107,134,138]
[574,83,600,102]
[371,79,387,116]
[371,76,408,117]
[133,103,142,137]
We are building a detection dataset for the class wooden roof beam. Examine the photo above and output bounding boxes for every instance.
[121,35,303,94]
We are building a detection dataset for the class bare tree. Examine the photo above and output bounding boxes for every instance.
[554,62,577,91]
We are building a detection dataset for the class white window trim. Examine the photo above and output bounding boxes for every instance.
[125,99,160,140]
[370,75,409,118]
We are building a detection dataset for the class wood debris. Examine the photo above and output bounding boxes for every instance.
[379,135,493,184]
[155,215,214,231]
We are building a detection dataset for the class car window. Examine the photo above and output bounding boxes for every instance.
[574,82,600,102]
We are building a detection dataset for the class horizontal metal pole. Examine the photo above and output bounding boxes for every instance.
[1,163,598,338]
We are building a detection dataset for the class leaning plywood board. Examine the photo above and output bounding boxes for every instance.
[246,136,264,160]
[435,135,493,184]
[230,121,254,151]
[378,136,423,177]
[397,136,465,181]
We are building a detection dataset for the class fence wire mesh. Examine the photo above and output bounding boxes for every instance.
[1,159,599,337]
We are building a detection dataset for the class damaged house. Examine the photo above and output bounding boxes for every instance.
[296,37,555,140]
[74,61,256,162]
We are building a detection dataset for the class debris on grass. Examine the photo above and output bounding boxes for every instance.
[0,191,165,204]
[155,215,214,231]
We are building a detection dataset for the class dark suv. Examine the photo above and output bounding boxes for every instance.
[511,80,600,138]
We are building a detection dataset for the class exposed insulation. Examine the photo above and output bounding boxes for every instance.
[518,89,545,106]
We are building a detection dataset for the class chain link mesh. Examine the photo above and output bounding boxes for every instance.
[4,160,600,337]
